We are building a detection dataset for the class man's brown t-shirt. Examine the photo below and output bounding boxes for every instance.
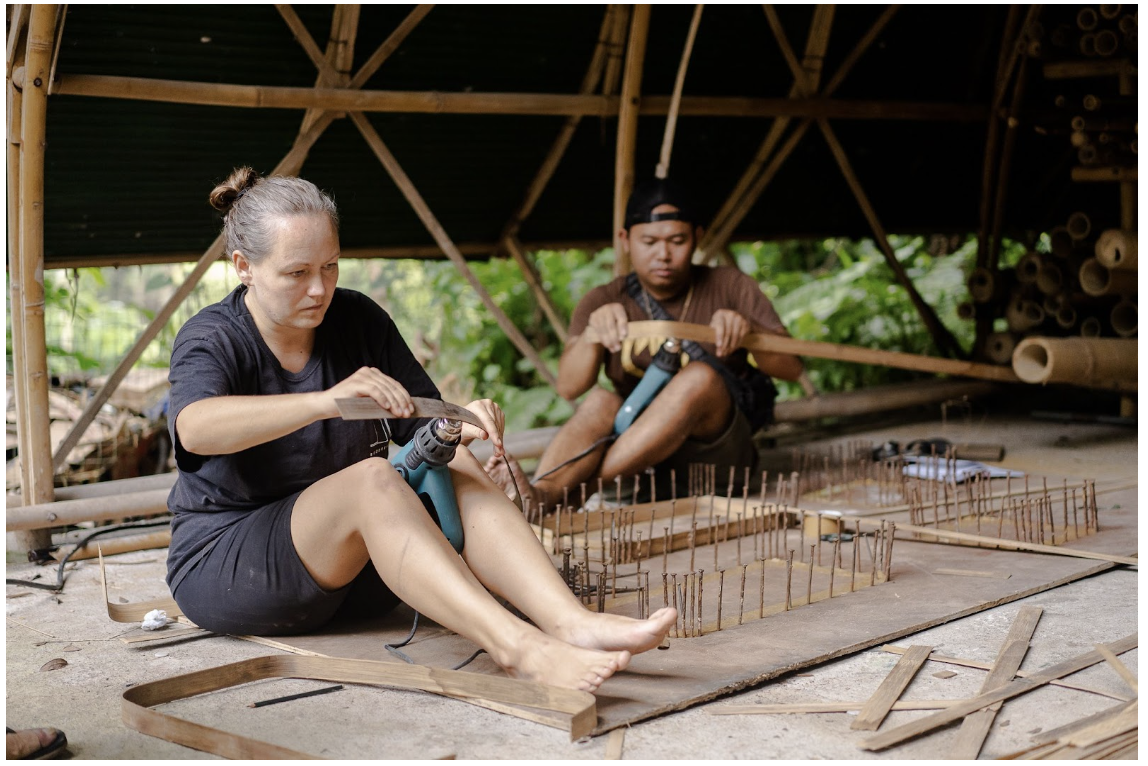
[568,265,790,398]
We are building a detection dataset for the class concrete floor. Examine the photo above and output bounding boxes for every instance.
[5,409,1138,759]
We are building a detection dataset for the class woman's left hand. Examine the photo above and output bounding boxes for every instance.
[460,399,505,458]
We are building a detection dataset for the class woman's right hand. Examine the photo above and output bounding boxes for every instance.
[317,366,414,419]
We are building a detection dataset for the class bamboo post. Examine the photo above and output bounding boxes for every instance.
[817,119,963,358]
[613,3,651,276]
[14,4,60,553]
[7,23,30,502]
[50,113,339,471]
[655,4,703,180]
[295,4,361,135]
[350,112,559,388]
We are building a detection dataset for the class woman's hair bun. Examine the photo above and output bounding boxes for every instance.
[208,166,261,212]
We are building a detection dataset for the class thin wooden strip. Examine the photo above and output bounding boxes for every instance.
[100,548,183,622]
[123,654,596,759]
[850,644,932,730]
[709,699,962,715]
[859,634,1138,751]
[1064,700,1138,747]
[880,645,1133,702]
[605,728,625,759]
[933,568,1011,580]
[1093,643,1138,693]
[952,606,1043,759]
[854,517,1139,567]
[1029,700,1136,746]
[120,626,208,644]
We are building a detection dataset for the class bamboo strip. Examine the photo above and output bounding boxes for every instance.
[349,112,558,388]
[951,605,1042,760]
[655,4,703,179]
[710,699,962,715]
[1093,643,1138,693]
[613,3,651,275]
[584,320,1018,382]
[7,50,31,503]
[850,645,932,730]
[859,634,1138,751]
[880,644,1134,701]
[856,518,1138,567]
[274,4,342,83]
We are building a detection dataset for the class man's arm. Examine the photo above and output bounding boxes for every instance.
[749,342,804,382]
[556,334,605,401]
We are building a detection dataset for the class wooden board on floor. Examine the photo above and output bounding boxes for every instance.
[243,488,1137,737]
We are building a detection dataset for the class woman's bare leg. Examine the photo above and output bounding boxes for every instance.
[290,458,629,692]
[451,449,676,654]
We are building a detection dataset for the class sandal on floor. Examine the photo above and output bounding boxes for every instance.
[6,727,68,760]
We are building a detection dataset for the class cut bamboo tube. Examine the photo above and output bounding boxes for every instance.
[55,529,173,562]
[1067,211,1092,240]
[1080,316,1103,337]
[1035,260,1063,296]
[1095,29,1120,57]
[1080,258,1138,296]
[1095,229,1137,270]
[1005,297,1045,333]
[984,332,1018,365]
[1016,250,1042,283]
[7,49,31,502]
[1109,299,1137,338]
[7,489,171,532]
[1055,305,1078,330]
[1072,165,1137,182]
[612,3,650,276]
[1013,337,1137,388]
[15,5,60,553]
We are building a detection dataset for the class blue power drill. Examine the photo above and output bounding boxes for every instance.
[390,417,465,553]
[613,338,682,434]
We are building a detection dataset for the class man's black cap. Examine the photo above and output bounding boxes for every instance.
[624,178,697,229]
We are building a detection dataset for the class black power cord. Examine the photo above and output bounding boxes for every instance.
[5,519,171,593]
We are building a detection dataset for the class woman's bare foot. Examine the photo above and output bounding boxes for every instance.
[553,607,678,655]
[483,454,540,506]
[495,628,631,693]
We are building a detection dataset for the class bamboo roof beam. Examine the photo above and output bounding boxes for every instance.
[295,4,361,135]
[347,5,435,91]
[492,4,619,344]
[6,4,28,72]
[601,4,632,98]
[655,4,703,180]
[817,118,963,358]
[349,111,559,388]
[613,4,652,276]
[50,114,339,473]
[13,4,61,553]
[50,74,986,121]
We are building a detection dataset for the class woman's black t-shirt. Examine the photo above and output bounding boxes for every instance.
[164,285,439,591]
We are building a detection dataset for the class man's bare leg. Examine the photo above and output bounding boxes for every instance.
[596,362,732,481]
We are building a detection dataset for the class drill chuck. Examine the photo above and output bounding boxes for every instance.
[402,418,462,471]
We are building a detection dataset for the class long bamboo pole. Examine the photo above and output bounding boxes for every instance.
[601,4,632,98]
[296,4,360,136]
[613,4,652,276]
[6,4,28,71]
[506,237,568,343]
[349,111,559,388]
[347,5,435,91]
[7,34,31,503]
[817,119,963,358]
[583,320,1018,382]
[50,114,339,472]
[655,4,703,180]
[15,4,60,553]
[50,74,986,121]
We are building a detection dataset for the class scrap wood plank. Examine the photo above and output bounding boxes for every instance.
[605,728,625,759]
[933,568,1011,580]
[951,605,1043,760]
[858,633,1138,751]
[1004,700,1138,759]
[1029,699,1136,745]
[879,644,1134,701]
[850,644,932,730]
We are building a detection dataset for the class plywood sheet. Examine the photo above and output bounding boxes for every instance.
[245,487,1137,736]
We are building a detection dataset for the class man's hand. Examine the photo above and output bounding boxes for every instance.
[710,309,750,358]
[317,366,414,419]
[460,398,506,458]
[586,302,630,353]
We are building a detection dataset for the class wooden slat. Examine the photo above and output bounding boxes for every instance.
[859,634,1138,751]
[612,3,650,275]
[951,605,1042,759]
[1094,643,1138,694]
[710,699,960,715]
[850,644,932,730]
